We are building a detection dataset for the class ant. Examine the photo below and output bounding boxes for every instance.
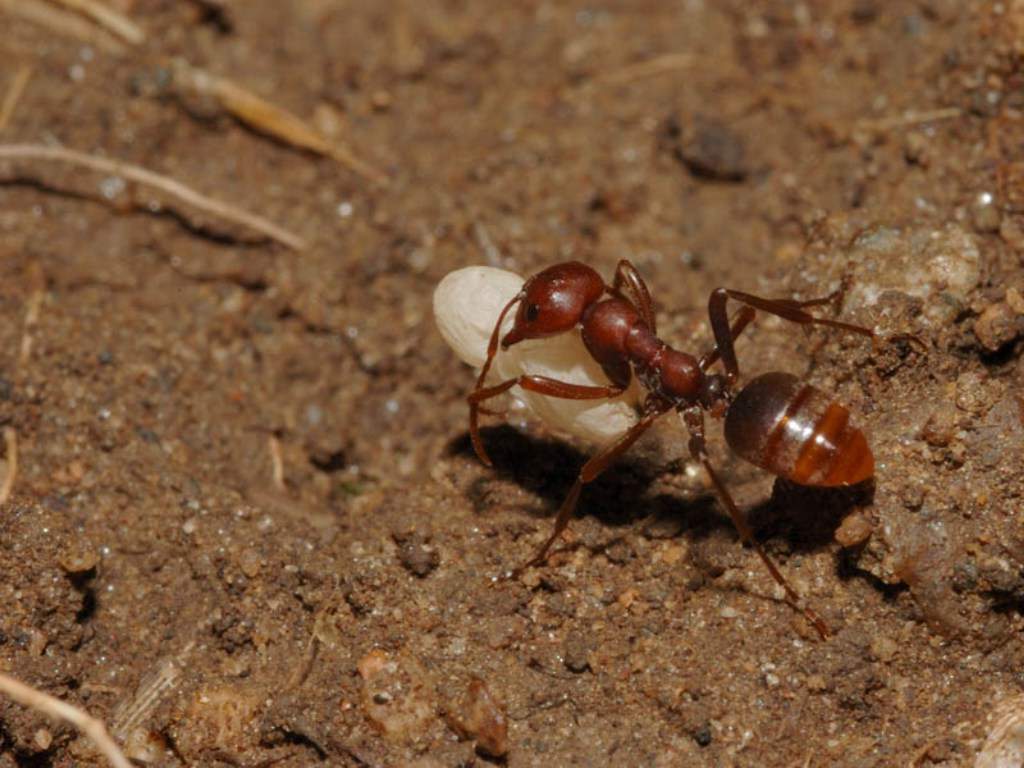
[467,260,904,640]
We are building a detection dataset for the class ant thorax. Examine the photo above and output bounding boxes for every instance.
[621,326,703,406]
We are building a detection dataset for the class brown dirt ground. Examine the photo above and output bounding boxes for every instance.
[1,1,1024,766]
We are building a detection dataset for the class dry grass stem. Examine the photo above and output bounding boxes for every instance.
[0,143,307,250]
[0,0,125,54]
[857,107,963,132]
[0,66,32,132]
[0,428,17,505]
[171,60,390,187]
[268,434,285,490]
[47,0,143,44]
[592,53,694,85]
[0,671,132,768]
[472,222,503,267]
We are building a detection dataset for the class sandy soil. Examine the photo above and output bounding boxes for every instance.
[1,1,1023,766]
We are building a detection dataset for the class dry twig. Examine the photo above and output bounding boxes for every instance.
[170,59,390,187]
[472,222,503,267]
[0,0,125,54]
[0,671,132,768]
[856,107,963,132]
[268,434,285,490]
[0,66,32,132]
[0,428,17,505]
[590,53,694,86]
[0,143,306,250]
[47,0,144,44]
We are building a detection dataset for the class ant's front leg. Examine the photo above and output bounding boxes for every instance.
[515,401,669,575]
[468,376,625,467]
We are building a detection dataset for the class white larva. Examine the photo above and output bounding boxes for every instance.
[433,265,642,445]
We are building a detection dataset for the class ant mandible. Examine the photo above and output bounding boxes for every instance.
[468,259,886,640]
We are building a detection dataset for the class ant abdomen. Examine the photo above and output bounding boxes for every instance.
[724,372,874,487]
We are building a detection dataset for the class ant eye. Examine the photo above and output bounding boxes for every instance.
[525,303,540,322]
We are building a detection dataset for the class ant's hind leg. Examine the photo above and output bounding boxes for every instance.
[707,287,876,382]
[681,407,831,640]
[717,288,875,338]
[515,405,667,574]
[700,306,755,371]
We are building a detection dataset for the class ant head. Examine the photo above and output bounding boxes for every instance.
[501,262,605,348]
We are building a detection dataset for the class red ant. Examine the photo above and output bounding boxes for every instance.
[468,260,898,640]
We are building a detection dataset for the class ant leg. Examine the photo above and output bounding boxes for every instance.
[516,404,668,574]
[468,292,524,461]
[469,375,625,467]
[681,407,831,640]
[720,288,875,337]
[700,306,756,371]
[473,293,523,394]
[707,287,875,383]
[611,259,657,333]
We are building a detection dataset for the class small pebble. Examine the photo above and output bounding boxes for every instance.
[448,678,509,758]
[974,302,1020,352]
[694,724,712,747]
[835,510,875,548]
[956,371,994,415]
[871,635,898,662]
[676,116,748,181]
[358,649,436,741]
[903,131,928,165]
[238,549,261,578]
[33,729,52,750]
[806,674,828,692]
[850,0,880,23]
[27,629,47,656]
[970,191,1002,233]
[921,400,958,447]
[59,544,99,574]
[563,629,593,673]
[394,530,439,577]
[123,727,168,764]
[1006,287,1024,314]
[900,483,926,510]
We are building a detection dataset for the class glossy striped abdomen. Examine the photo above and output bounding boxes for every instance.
[724,372,874,487]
